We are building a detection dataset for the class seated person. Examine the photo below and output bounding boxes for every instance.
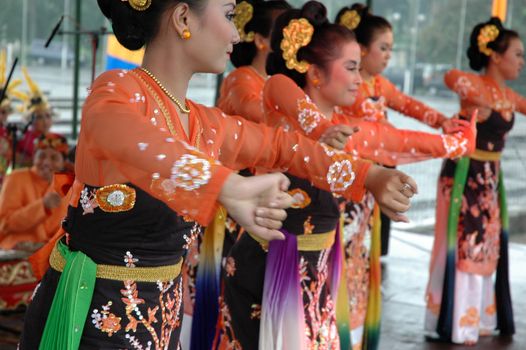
[0,133,69,250]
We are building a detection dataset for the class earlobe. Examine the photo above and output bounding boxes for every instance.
[170,2,191,38]
[307,66,323,89]
[359,44,368,57]
[254,34,268,51]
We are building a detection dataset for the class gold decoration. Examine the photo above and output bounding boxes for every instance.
[248,229,335,252]
[288,188,312,209]
[281,18,314,73]
[16,66,52,116]
[95,184,136,213]
[124,0,152,11]
[130,69,202,149]
[181,29,192,40]
[339,10,361,30]
[140,67,191,114]
[234,1,255,42]
[50,244,183,282]
[478,24,500,56]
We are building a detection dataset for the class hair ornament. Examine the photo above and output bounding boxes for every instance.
[0,50,22,112]
[281,18,314,73]
[16,67,53,117]
[478,24,500,56]
[234,1,255,42]
[36,133,69,156]
[122,0,152,12]
[339,10,361,30]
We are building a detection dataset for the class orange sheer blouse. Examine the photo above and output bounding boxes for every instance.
[75,69,370,225]
[340,75,447,128]
[444,69,526,121]
[264,74,473,167]
[217,66,266,123]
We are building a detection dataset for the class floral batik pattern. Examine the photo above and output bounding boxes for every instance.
[89,251,184,349]
[342,192,375,347]
[300,249,340,350]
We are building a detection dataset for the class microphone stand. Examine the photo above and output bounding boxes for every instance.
[56,28,110,83]
[44,14,111,139]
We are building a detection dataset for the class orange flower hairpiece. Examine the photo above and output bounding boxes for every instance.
[478,24,500,56]
[234,1,255,43]
[339,10,361,31]
[281,18,314,74]
[121,0,152,12]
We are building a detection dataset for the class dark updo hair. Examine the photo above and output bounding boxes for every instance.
[467,17,520,71]
[97,0,206,50]
[266,1,356,88]
[335,3,391,48]
[230,0,291,68]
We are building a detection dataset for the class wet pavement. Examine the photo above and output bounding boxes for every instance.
[1,230,524,349]
[379,230,526,350]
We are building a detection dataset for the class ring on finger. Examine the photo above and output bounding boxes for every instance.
[400,183,413,193]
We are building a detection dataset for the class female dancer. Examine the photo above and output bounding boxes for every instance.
[217,0,291,123]
[425,17,525,345]
[335,3,461,260]
[216,2,474,349]
[18,1,412,349]
[187,3,362,348]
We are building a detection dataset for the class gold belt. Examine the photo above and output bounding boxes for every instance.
[49,246,182,282]
[249,230,336,252]
[470,149,501,162]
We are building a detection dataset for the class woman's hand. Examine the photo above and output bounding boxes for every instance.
[441,111,478,138]
[442,110,478,156]
[218,172,293,241]
[319,125,359,150]
[364,165,418,223]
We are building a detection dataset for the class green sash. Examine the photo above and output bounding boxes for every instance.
[39,241,96,350]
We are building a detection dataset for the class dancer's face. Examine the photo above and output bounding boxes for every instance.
[494,37,524,81]
[183,0,240,73]
[317,41,362,107]
[361,29,393,76]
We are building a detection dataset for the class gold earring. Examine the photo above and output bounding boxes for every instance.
[312,78,320,88]
[181,29,191,40]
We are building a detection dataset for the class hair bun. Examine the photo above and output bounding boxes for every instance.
[300,1,328,27]
[350,3,370,17]
[488,16,504,30]
[97,0,146,50]
[466,17,504,71]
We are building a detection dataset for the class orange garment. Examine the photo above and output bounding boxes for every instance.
[75,69,370,227]
[340,74,447,128]
[0,167,68,249]
[444,69,526,120]
[217,66,266,123]
[334,110,474,165]
[264,74,474,166]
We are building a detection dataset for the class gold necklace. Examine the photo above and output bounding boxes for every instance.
[140,67,191,114]
[131,69,202,149]
[363,76,376,96]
